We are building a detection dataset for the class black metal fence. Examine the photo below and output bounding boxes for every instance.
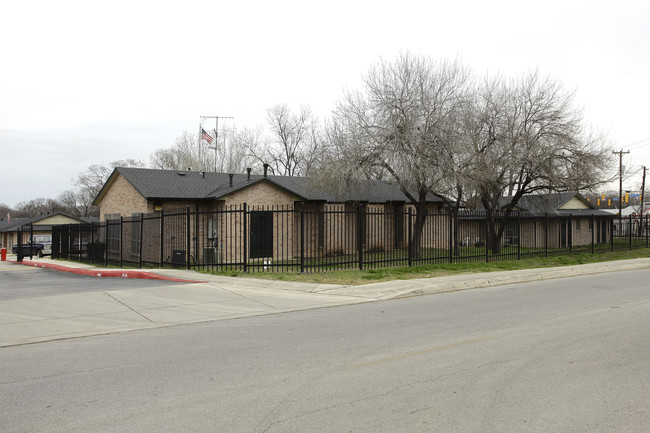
[48,205,648,273]
[14,224,34,261]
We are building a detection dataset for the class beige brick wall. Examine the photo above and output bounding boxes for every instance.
[222,181,301,207]
[459,216,611,250]
[217,181,301,263]
[99,174,150,221]
[96,176,458,265]
[572,217,593,246]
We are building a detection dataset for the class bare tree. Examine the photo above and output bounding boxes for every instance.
[0,203,13,219]
[150,131,205,171]
[57,190,85,217]
[466,71,614,253]
[218,125,261,174]
[151,129,255,174]
[247,104,319,176]
[13,197,67,217]
[72,159,145,217]
[321,53,472,257]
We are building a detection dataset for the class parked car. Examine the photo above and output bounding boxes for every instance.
[12,235,52,257]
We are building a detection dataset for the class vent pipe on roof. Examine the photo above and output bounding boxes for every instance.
[229,174,233,188]
[263,163,269,178]
[200,171,205,178]
[247,167,251,181]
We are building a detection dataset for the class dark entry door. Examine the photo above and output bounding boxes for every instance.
[249,211,273,259]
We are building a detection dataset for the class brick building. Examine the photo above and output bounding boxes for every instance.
[93,167,448,265]
[464,192,613,249]
[0,212,95,255]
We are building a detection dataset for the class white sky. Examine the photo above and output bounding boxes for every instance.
[1,0,649,208]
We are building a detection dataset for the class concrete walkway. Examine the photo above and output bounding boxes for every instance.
[2,256,650,348]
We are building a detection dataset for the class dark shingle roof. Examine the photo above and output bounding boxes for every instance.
[489,192,612,216]
[98,167,446,204]
[499,192,581,212]
[0,218,30,232]
[0,213,96,232]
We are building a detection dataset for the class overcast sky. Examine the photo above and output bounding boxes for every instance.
[2,0,649,208]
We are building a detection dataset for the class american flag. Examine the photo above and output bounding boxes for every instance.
[201,127,213,144]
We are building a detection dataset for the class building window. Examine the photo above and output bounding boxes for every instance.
[575,219,581,231]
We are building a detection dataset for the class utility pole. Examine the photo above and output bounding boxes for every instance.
[613,149,630,216]
[641,166,646,216]
[200,115,234,172]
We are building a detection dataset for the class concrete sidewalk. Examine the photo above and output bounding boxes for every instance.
[2,256,650,347]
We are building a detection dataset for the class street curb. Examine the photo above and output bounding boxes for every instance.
[12,260,207,284]
[393,260,650,299]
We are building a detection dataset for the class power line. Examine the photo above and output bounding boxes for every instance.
[627,136,650,151]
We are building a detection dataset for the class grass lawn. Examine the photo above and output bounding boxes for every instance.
[207,247,650,286]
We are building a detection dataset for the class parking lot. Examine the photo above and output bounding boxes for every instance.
[0,262,185,301]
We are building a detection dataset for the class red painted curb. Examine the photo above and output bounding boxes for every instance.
[12,260,206,283]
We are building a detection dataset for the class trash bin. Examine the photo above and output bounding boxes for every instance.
[171,250,185,267]
[1,248,6,261]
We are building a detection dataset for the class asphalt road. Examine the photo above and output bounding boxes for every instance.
[0,265,185,300]
[2,269,650,432]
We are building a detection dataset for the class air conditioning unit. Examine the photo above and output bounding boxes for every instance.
[203,247,218,264]
[171,250,185,266]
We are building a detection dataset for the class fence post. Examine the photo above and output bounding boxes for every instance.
[243,203,248,273]
[646,214,649,248]
[159,210,165,267]
[74,223,79,260]
[300,202,305,273]
[357,204,364,271]
[139,213,144,268]
[407,207,412,267]
[545,212,548,258]
[629,215,633,250]
[195,206,199,268]
[485,213,489,263]
[186,206,191,270]
[591,214,595,254]
[90,221,94,264]
[569,213,573,254]
[610,217,614,252]
[448,208,453,263]
[16,225,23,262]
[517,212,521,261]
[119,216,124,267]
[104,220,108,267]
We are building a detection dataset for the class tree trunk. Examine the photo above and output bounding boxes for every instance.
[485,210,507,255]
[451,206,461,256]
[410,202,428,260]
